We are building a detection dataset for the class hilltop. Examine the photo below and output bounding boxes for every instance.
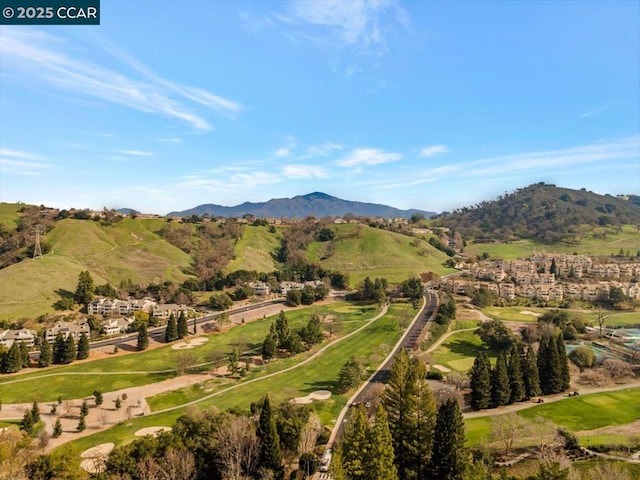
[167,192,436,219]
[433,183,640,244]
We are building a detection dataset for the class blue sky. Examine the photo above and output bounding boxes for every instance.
[1,0,638,214]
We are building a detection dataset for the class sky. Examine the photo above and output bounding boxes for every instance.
[0,0,639,215]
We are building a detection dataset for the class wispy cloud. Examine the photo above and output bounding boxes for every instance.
[0,148,50,175]
[118,150,154,157]
[275,147,294,158]
[177,168,281,191]
[419,144,448,158]
[157,137,183,143]
[580,106,608,118]
[336,147,402,167]
[282,164,328,178]
[0,28,242,132]
[302,142,343,158]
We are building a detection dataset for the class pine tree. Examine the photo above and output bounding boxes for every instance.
[407,360,437,480]
[367,405,399,480]
[0,345,7,374]
[261,331,277,362]
[52,332,66,364]
[177,311,188,339]
[80,400,89,416]
[537,336,551,395]
[341,404,369,480]
[114,397,122,409]
[522,346,541,398]
[469,353,492,410]
[257,395,283,476]
[165,314,178,342]
[77,411,86,431]
[539,334,563,395]
[137,321,149,351]
[508,346,526,403]
[93,390,103,406]
[431,398,467,480]
[38,337,52,367]
[19,341,29,368]
[20,408,34,435]
[74,270,94,305]
[76,332,90,360]
[31,400,40,423]
[5,342,22,373]
[491,352,511,407]
[62,335,76,364]
[329,443,347,480]
[275,311,291,349]
[556,334,571,391]
[53,418,63,438]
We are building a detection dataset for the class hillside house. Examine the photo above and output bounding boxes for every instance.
[45,322,90,343]
[152,304,191,320]
[100,317,135,336]
[249,282,270,296]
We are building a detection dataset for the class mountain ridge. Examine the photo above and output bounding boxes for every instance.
[167,192,436,219]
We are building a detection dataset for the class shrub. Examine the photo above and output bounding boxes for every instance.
[568,346,595,370]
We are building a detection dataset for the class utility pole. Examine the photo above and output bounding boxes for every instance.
[33,225,43,260]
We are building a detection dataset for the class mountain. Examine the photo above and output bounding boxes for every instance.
[167,192,436,219]
[116,208,140,215]
[433,183,640,244]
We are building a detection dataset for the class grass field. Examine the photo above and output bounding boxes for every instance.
[227,225,281,273]
[429,330,492,372]
[482,306,545,323]
[0,302,375,403]
[465,225,640,260]
[0,218,194,320]
[0,202,22,229]
[66,303,412,453]
[482,306,640,328]
[308,224,455,286]
[465,387,640,446]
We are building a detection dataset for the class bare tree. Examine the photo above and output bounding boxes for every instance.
[490,413,526,457]
[298,414,323,455]
[98,409,110,428]
[596,308,610,338]
[216,415,260,480]
[159,448,196,480]
[36,429,50,452]
[175,351,197,375]
[526,416,559,457]
[584,464,631,480]
[445,371,469,390]
[137,457,163,480]
[63,399,73,417]
[602,359,635,381]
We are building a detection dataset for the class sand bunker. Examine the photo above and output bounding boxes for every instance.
[432,364,451,373]
[520,311,541,317]
[293,390,332,404]
[80,443,115,473]
[171,337,209,350]
[135,426,172,437]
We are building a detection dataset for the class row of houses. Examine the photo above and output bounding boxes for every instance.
[442,278,640,303]
[88,297,191,319]
[249,280,326,296]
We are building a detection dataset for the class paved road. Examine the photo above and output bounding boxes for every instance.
[328,291,440,446]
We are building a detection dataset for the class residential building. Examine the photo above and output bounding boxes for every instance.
[0,328,37,348]
[45,322,91,343]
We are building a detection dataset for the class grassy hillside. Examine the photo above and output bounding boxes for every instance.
[227,225,281,272]
[465,224,640,260]
[0,202,22,229]
[308,224,454,285]
[0,218,193,320]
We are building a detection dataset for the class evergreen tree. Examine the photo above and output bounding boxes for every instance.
[77,411,86,432]
[76,332,90,360]
[137,321,149,351]
[52,332,66,364]
[261,331,277,362]
[408,370,436,480]
[53,418,63,438]
[62,335,76,364]
[5,342,23,373]
[341,403,369,480]
[257,395,283,476]
[165,314,178,343]
[80,400,89,416]
[537,336,550,395]
[20,408,34,435]
[539,334,563,395]
[556,334,571,391]
[522,346,540,398]
[19,341,29,368]
[508,346,526,403]
[367,406,399,480]
[0,345,7,374]
[338,357,363,393]
[74,270,94,305]
[469,353,492,410]
[31,400,40,423]
[93,390,103,406]
[177,311,188,339]
[431,398,467,480]
[300,314,324,346]
[114,397,122,409]
[491,352,511,407]
[38,337,52,367]
[275,311,291,349]
[329,443,347,480]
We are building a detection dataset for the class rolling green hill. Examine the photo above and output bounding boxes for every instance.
[0,203,22,229]
[308,224,454,285]
[0,218,194,320]
[227,225,282,273]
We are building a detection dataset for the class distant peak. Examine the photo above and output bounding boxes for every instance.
[302,192,334,200]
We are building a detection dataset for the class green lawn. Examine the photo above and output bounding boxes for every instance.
[465,387,640,447]
[429,330,491,372]
[65,303,412,454]
[0,302,374,403]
